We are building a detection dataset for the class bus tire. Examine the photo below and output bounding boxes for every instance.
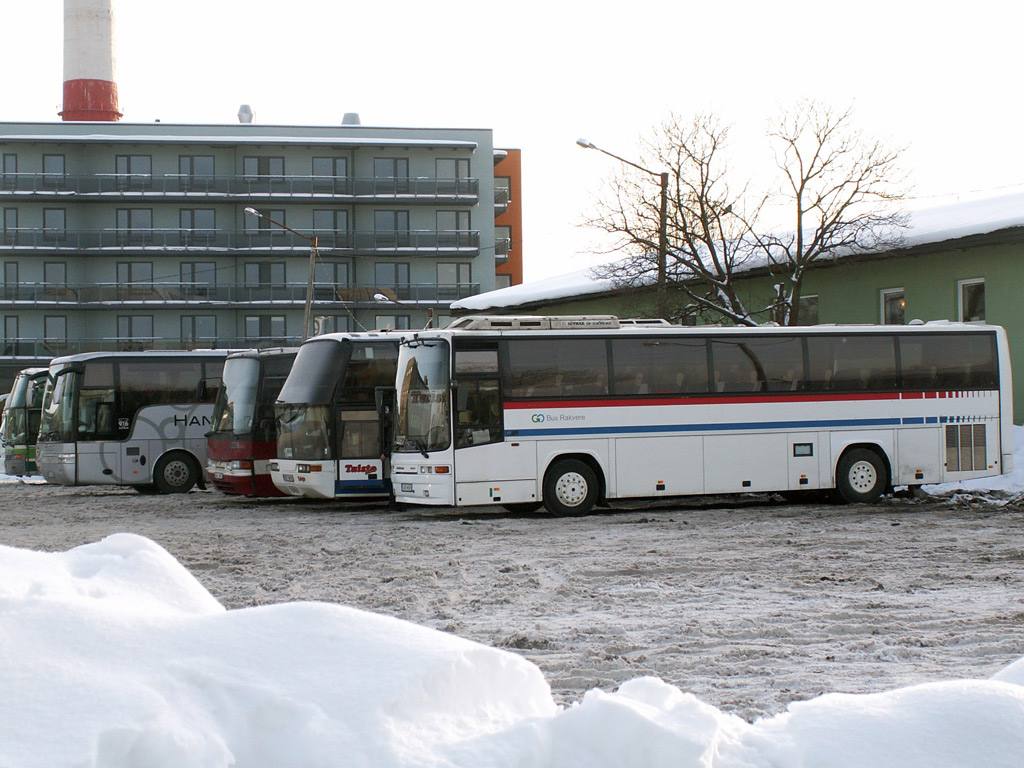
[543,459,598,517]
[154,452,200,494]
[835,448,888,504]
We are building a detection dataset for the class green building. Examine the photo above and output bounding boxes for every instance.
[455,193,1024,422]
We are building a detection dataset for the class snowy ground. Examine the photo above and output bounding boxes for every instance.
[2,481,1022,723]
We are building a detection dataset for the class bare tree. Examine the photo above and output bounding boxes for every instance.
[585,101,908,325]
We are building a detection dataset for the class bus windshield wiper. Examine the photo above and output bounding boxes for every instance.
[408,437,430,458]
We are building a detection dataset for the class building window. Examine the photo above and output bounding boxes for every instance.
[3,262,18,300]
[494,175,511,206]
[245,315,287,343]
[374,158,409,194]
[42,208,66,241]
[797,295,819,325]
[181,315,217,346]
[44,262,67,286]
[437,262,471,300]
[375,262,410,300]
[116,209,153,244]
[2,154,16,190]
[244,262,286,285]
[3,207,16,244]
[117,315,154,350]
[117,262,154,285]
[494,273,512,291]
[959,279,985,322]
[243,156,284,180]
[312,209,348,247]
[495,224,511,256]
[114,155,152,190]
[313,261,349,300]
[180,209,216,245]
[178,155,215,191]
[42,155,65,188]
[313,315,349,335]
[375,314,410,331]
[437,211,471,248]
[436,158,470,178]
[44,316,68,354]
[181,262,216,297]
[312,157,349,192]
[374,210,410,248]
[881,288,905,325]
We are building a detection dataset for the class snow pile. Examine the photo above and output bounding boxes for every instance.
[4,533,1024,767]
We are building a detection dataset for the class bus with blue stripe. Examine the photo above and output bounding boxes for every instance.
[270,332,401,500]
[391,316,1013,515]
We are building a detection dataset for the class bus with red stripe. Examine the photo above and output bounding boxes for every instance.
[391,316,1013,515]
[207,348,297,497]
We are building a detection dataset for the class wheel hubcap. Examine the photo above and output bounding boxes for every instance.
[848,460,877,492]
[554,471,588,507]
[164,460,190,487]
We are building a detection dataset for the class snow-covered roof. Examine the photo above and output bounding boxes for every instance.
[456,189,1024,312]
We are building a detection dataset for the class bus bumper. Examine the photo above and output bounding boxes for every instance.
[392,460,455,505]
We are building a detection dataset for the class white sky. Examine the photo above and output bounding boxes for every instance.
[3,0,1023,281]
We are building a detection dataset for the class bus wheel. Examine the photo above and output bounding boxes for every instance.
[543,459,598,517]
[836,448,888,504]
[154,452,200,494]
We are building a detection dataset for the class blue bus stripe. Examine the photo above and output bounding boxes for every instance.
[507,417,905,438]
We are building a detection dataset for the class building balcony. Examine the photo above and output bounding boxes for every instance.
[0,281,481,307]
[0,173,479,204]
[0,228,482,257]
[1,336,308,358]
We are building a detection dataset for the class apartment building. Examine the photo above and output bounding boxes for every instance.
[0,120,516,389]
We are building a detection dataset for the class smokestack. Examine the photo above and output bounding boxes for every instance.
[60,0,122,121]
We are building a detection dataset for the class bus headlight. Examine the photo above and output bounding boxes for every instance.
[296,464,323,473]
[230,460,253,471]
[419,465,450,474]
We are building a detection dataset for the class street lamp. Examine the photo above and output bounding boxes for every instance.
[577,138,670,320]
[244,207,318,341]
[373,292,435,329]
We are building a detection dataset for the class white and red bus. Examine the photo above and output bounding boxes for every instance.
[270,332,401,499]
[391,316,1013,515]
[207,347,298,497]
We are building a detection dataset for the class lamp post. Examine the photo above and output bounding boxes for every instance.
[244,207,318,341]
[373,292,434,329]
[576,138,670,321]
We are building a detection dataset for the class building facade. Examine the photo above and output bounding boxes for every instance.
[0,121,516,389]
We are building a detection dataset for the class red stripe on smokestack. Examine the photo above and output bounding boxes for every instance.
[61,79,121,122]
[60,0,122,121]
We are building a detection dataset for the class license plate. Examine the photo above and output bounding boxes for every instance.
[401,483,413,492]
[214,472,224,479]
[283,474,295,482]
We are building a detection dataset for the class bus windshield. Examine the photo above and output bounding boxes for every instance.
[276,339,399,461]
[211,357,261,436]
[2,370,47,447]
[395,340,451,453]
[39,370,78,443]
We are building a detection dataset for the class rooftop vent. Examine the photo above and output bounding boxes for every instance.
[342,112,361,125]
[237,104,254,124]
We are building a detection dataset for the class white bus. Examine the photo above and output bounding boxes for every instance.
[271,332,401,499]
[37,351,228,493]
[391,316,1013,515]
